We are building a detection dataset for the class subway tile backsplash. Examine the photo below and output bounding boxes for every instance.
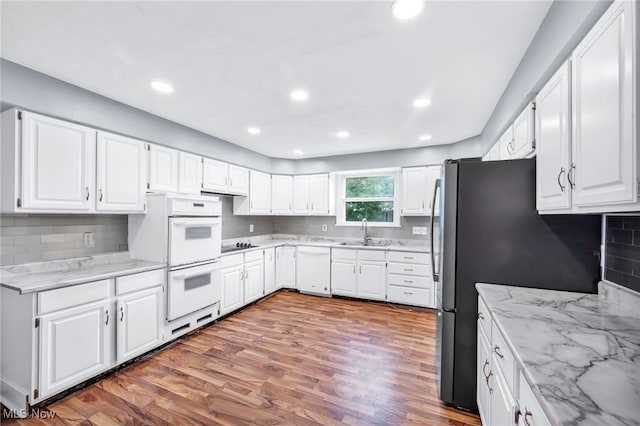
[605,216,640,292]
[0,214,128,266]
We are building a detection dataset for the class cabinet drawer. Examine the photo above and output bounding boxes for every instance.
[332,248,357,260]
[491,320,516,393]
[358,250,386,261]
[38,279,110,314]
[387,262,429,277]
[244,249,263,263]
[518,371,551,426]
[221,253,244,268]
[387,251,429,264]
[387,285,431,307]
[387,273,431,289]
[116,269,165,295]
[477,296,491,341]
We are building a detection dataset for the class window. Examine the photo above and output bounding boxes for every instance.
[336,169,400,227]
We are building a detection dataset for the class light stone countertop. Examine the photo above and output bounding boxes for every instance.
[221,234,430,256]
[0,252,166,294]
[476,282,640,426]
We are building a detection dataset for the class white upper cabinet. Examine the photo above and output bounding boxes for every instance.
[571,0,635,208]
[401,166,440,216]
[293,174,330,215]
[148,144,179,193]
[202,159,249,196]
[233,170,271,214]
[178,152,202,195]
[536,61,572,212]
[96,132,147,213]
[271,175,293,214]
[20,111,96,212]
[511,102,535,159]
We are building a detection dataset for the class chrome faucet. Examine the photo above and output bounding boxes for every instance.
[361,218,371,245]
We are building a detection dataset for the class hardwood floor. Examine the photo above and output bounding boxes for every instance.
[5,291,481,425]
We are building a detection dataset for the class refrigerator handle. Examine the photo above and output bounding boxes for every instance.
[430,178,440,282]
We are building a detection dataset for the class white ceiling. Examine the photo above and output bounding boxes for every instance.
[1,1,551,159]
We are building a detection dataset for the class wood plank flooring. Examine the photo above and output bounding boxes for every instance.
[5,291,481,425]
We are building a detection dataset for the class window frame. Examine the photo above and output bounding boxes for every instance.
[335,168,401,227]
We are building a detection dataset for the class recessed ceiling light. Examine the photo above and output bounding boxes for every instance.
[293,149,304,155]
[392,0,424,20]
[336,131,350,138]
[413,98,431,108]
[290,90,309,102]
[419,134,432,141]
[150,80,174,93]
[247,127,261,135]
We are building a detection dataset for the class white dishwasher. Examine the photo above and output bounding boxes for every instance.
[296,246,331,296]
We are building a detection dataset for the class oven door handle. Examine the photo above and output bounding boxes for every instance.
[172,268,219,281]
[172,220,221,227]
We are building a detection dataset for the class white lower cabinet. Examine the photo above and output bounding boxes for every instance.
[386,251,434,308]
[275,246,296,289]
[264,248,276,295]
[39,299,111,399]
[331,249,358,297]
[220,251,265,316]
[330,249,386,301]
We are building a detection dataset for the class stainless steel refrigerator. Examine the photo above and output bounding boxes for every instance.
[430,158,601,413]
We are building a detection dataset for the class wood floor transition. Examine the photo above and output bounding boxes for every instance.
[4,291,481,425]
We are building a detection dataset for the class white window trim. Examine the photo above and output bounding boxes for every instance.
[334,168,401,227]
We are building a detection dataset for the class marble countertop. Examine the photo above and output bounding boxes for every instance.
[221,234,430,256]
[476,282,640,426]
[1,252,166,294]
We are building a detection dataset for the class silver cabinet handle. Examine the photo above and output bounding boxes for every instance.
[85,186,90,201]
[404,280,413,283]
[482,359,490,378]
[403,291,413,295]
[250,201,254,208]
[486,371,493,394]
[506,141,513,155]
[276,252,280,260]
[404,256,413,260]
[422,200,425,209]
[306,202,309,210]
[353,264,356,274]
[404,268,414,272]
[224,177,228,186]
[120,306,124,322]
[494,345,504,359]
[269,253,273,261]
[229,178,233,187]
[567,163,575,189]
[99,189,103,202]
[105,309,109,325]
[359,265,362,274]
[311,202,314,210]
[523,409,533,426]
[557,167,566,192]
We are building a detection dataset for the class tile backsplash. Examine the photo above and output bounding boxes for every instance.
[605,216,640,292]
[0,214,128,266]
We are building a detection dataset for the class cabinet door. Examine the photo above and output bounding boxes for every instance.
[536,62,572,212]
[244,259,264,303]
[331,259,357,297]
[511,103,535,159]
[401,167,428,215]
[21,111,95,211]
[39,300,111,399]
[148,145,179,192]
[572,1,635,207]
[293,175,310,214]
[477,326,492,426]
[178,152,202,195]
[228,165,249,196]
[96,132,146,212]
[271,175,293,214]
[117,286,163,363]
[264,249,276,295]
[309,174,329,215]
[276,246,296,289]
[249,171,271,214]
[202,158,229,193]
[357,261,386,300]
[220,265,243,315]
[491,368,518,426]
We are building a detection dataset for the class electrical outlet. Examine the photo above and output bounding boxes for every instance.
[83,232,95,248]
[322,224,328,232]
[249,224,254,233]
[420,226,428,235]
[412,226,420,235]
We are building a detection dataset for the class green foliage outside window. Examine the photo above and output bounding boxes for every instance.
[344,176,395,223]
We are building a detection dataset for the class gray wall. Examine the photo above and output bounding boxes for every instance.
[480,0,613,154]
[220,196,274,240]
[0,215,127,266]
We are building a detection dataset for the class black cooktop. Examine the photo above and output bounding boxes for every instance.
[221,243,259,253]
